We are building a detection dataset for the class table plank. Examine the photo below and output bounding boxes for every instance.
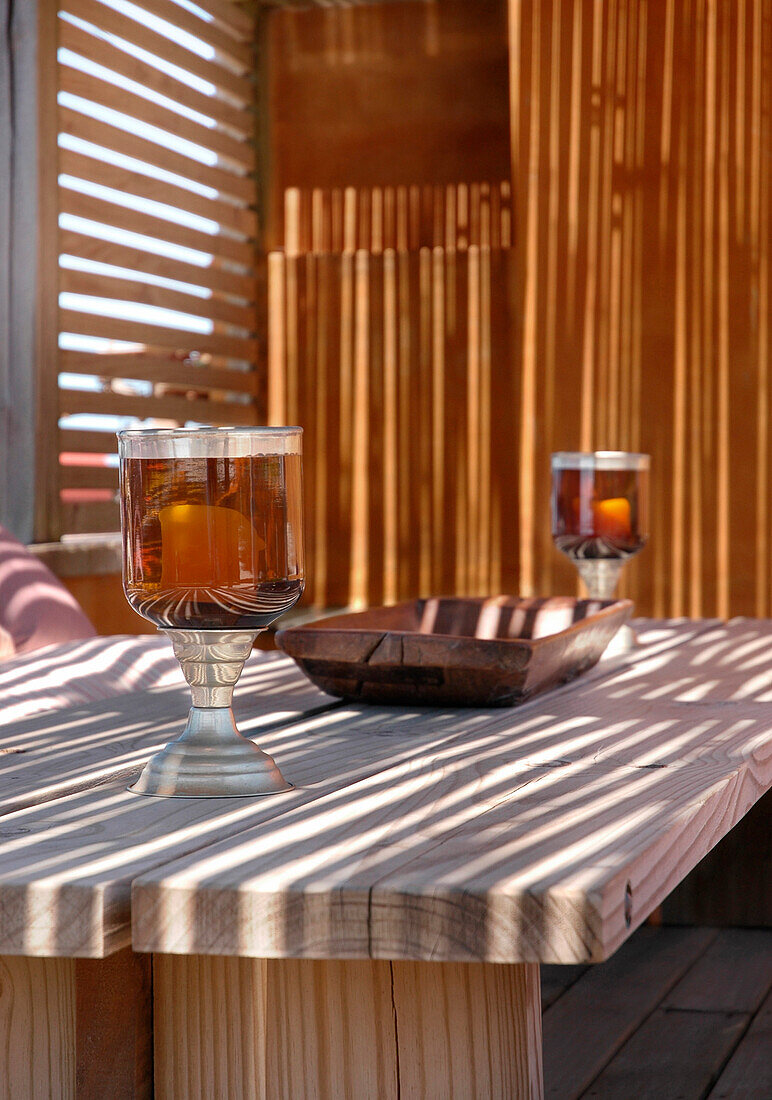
[0,645,337,817]
[131,620,772,962]
[0,703,521,956]
[0,621,710,959]
[0,636,181,722]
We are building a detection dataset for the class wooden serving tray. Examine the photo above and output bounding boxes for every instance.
[275,596,633,707]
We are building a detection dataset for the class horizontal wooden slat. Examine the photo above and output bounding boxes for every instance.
[181,0,253,41]
[59,190,254,267]
[122,0,253,71]
[59,387,257,425]
[58,430,120,455]
[59,231,256,300]
[59,21,252,138]
[59,108,254,205]
[60,499,120,534]
[60,350,259,395]
[60,270,256,331]
[58,150,257,238]
[59,309,258,361]
[60,465,119,490]
[59,68,256,172]
[63,0,253,105]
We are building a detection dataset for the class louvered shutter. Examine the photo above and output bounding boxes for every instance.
[41,0,259,539]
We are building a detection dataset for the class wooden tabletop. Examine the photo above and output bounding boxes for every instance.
[0,619,769,965]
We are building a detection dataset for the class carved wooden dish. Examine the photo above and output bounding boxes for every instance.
[275,596,633,707]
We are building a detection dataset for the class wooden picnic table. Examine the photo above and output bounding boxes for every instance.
[0,618,770,1098]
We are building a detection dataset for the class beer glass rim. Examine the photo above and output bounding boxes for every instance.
[551,450,650,471]
[117,425,303,458]
[117,425,302,440]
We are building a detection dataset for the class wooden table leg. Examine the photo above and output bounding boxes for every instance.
[0,949,152,1100]
[0,956,74,1100]
[154,955,544,1099]
[75,948,153,1098]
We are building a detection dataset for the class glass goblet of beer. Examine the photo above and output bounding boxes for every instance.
[118,426,304,797]
[551,451,650,601]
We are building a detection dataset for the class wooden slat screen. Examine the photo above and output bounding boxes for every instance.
[269,190,518,610]
[43,0,259,538]
[268,0,772,620]
[508,0,772,619]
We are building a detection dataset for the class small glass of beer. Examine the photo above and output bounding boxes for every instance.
[551,450,650,601]
[118,426,304,797]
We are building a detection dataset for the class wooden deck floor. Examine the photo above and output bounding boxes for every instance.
[542,926,772,1099]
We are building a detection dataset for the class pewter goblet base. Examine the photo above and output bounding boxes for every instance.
[574,560,636,653]
[130,629,293,798]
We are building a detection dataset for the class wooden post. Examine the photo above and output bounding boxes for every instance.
[154,955,544,1099]
[0,948,152,1100]
[0,957,75,1100]
[75,949,153,1099]
[35,0,62,543]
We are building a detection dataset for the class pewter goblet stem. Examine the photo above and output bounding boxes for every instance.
[130,630,292,798]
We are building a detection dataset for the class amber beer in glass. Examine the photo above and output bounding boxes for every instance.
[121,434,303,630]
[118,426,304,797]
[551,451,650,601]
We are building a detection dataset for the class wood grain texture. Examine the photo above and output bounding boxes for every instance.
[58,351,258,395]
[58,68,255,170]
[0,950,154,1100]
[266,0,772,620]
[391,959,543,1099]
[58,385,257,426]
[59,269,256,332]
[58,192,254,267]
[62,0,253,103]
[116,0,253,69]
[58,232,256,299]
[276,596,632,707]
[266,959,397,1100]
[0,956,75,1100]
[154,955,266,1100]
[57,20,252,136]
[541,922,772,1100]
[0,621,700,958]
[132,619,772,964]
[57,148,257,236]
[154,955,543,1099]
[57,108,254,204]
[75,948,152,1099]
[43,0,261,542]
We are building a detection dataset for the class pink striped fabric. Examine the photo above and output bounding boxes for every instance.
[0,525,96,654]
